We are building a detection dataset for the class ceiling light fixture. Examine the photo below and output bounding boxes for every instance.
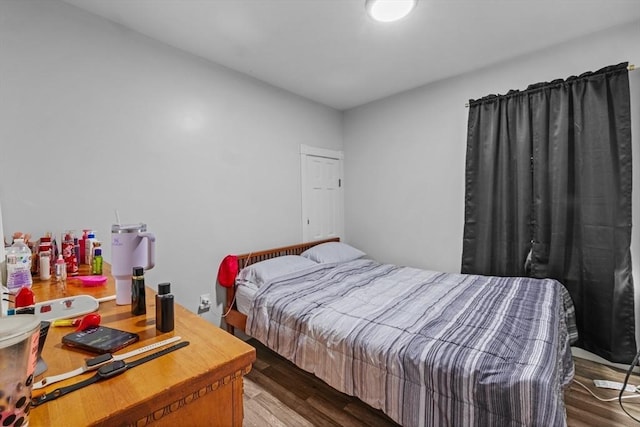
[365,0,417,23]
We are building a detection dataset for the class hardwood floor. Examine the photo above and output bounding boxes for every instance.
[244,339,640,426]
[244,339,399,427]
[566,357,640,426]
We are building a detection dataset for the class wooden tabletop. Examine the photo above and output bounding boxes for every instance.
[27,264,255,426]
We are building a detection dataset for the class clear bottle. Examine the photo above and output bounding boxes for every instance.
[131,266,146,315]
[91,248,103,275]
[55,254,67,282]
[155,282,174,332]
[6,238,33,293]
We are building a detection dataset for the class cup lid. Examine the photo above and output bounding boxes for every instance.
[112,223,146,233]
[0,315,41,348]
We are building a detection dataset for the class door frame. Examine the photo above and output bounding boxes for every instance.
[300,144,344,242]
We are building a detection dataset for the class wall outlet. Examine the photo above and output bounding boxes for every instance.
[198,293,211,314]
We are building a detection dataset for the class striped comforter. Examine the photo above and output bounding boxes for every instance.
[247,259,577,427]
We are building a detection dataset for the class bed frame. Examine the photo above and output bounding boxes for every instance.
[224,237,340,335]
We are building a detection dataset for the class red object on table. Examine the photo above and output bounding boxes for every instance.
[14,287,35,308]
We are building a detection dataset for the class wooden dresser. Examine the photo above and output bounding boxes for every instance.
[27,264,255,427]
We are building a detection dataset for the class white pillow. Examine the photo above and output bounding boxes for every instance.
[236,255,318,288]
[301,242,365,264]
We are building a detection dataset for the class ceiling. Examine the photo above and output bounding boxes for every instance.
[61,0,640,110]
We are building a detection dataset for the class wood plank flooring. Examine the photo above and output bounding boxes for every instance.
[244,339,399,427]
[244,339,640,426]
[566,357,640,426]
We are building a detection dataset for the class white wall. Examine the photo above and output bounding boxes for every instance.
[343,20,640,364]
[344,19,639,273]
[1,0,638,347]
[0,0,342,324]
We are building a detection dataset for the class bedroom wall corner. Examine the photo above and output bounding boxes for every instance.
[0,0,343,327]
[342,19,640,363]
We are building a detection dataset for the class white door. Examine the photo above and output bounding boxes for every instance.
[301,145,344,242]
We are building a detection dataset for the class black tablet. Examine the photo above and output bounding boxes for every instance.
[62,325,139,354]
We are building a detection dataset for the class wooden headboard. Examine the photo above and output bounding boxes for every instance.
[224,237,340,334]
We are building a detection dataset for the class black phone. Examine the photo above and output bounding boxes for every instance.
[62,325,139,354]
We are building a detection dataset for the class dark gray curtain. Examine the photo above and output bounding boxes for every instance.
[462,63,636,363]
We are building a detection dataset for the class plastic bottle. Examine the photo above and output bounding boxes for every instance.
[85,232,96,267]
[62,232,79,276]
[92,241,101,261]
[79,229,90,264]
[131,266,146,315]
[155,282,174,332]
[74,237,80,267]
[55,254,67,282]
[91,248,103,275]
[38,244,52,280]
[6,238,33,293]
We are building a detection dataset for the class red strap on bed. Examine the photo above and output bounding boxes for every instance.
[217,255,238,288]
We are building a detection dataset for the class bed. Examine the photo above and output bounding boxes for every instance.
[223,238,578,426]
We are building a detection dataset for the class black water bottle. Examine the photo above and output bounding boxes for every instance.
[131,266,146,315]
[156,282,174,332]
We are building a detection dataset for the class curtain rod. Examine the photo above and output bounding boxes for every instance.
[465,64,636,108]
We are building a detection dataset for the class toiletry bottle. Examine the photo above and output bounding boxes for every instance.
[6,238,33,293]
[85,232,96,267]
[38,244,51,280]
[155,282,174,332]
[131,266,146,315]
[92,248,103,275]
[62,232,79,276]
[74,237,80,267]
[55,254,67,282]
[79,229,91,264]
[92,241,101,267]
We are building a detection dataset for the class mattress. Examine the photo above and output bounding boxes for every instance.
[247,258,577,427]
[235,281,257,315]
